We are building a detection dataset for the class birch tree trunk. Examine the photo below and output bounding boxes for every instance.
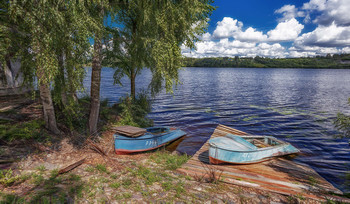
[37,68,61,134]
[88,36,102,135]
[58,53,68,106]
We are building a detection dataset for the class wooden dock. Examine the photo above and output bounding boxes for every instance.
[177,124,344,201]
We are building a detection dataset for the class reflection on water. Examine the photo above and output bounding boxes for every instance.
[84,67,350,192]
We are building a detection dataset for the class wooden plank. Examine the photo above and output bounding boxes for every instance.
[111,125,147,137]
[177,124,344,200]
[58,158,86,174]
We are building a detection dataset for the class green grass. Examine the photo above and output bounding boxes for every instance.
[109,182,121,189]
[0,119,47,142]
[95,164,109,174]
[84,165,95,173]
[150,151,190,170]
[135,166,161,185]
[1,170,86,203]
[115,192,132,200]
[31,172,84,203]
[0,169,21,187]
[122,178,132,188]
[32,173,45,185]
[174,181,185,198]
[36,165,46,172]
[0,193,26,204]
[161,181,173,191]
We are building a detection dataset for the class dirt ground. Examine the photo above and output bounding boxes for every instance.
[0,95,338,203]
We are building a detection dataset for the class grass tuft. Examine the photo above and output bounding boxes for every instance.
[150,151,190,170]
[0,169,21,187]
[95,164,109,174]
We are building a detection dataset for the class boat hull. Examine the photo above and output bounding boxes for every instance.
[209,134,299,164]
[209,155,272,165]
[114,127,186,155]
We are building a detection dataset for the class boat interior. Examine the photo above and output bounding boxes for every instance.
[146,127,168,135]
[243,136,281,148]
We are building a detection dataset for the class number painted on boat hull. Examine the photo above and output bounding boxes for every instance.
[146,140,158,146]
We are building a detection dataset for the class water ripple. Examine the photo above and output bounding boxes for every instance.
[84,67,350,192]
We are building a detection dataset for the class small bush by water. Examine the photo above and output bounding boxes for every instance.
[115,92,153,128]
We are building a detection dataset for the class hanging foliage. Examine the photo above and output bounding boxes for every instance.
[105,0,215,97]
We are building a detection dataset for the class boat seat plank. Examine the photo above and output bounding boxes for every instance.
[112,125,147,137]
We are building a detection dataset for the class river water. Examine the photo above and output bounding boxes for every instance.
[84,67,350,192]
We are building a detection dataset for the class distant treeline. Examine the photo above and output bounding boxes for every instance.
[183,54,350,68]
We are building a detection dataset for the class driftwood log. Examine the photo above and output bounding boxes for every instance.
[58,158,86,174]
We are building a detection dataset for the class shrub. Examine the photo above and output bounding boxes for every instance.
[0,169,21,187]
[115,92,153,128]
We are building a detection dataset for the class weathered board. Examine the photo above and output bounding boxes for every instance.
[112,125,147,137]
[177,124,345,201]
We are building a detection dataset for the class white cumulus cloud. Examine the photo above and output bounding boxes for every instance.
[212,17,243,39]
[275,5,305,21]
[185,1,350,59]
[303,0,350,26]
[267,18,304,42]
[200,33,212,41]
[236,27,268,42]
[294,22,350,47]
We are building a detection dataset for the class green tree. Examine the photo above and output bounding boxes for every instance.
[6,1,99,134]
[88,1,115,135]
[106,0,215,99]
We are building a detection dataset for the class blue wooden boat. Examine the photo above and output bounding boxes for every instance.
[209,134,299,164]
[114,126,186,155]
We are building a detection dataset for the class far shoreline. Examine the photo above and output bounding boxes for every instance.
[183,55,350,69]
[182,66,350,69]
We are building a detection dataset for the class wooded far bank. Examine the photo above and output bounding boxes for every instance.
[183,54,350,68]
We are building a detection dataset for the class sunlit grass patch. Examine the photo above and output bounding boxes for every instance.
[122,178,132,188]
[0,169,21,187]
[150,151,190,170]
[95,164,109,174]
[161,181,173,191]
[109,182,121,189]
[36,165,46,172]
[129,165,164,185]
[84,165,95,173]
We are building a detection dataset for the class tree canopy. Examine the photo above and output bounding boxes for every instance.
[105,0,215,97]
[1,0,215,134]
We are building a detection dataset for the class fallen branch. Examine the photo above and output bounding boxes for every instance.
[86,139,107,156]
[58,158,86,174]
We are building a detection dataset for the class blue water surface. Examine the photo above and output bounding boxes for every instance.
[83,67,350,192]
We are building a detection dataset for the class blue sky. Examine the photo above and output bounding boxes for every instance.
[182,0,350,58]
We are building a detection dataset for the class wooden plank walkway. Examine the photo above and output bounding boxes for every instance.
[177,124,344,201]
